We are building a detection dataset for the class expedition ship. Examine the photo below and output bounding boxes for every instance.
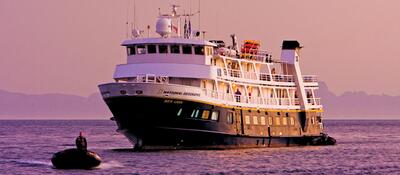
[99,6,335,150]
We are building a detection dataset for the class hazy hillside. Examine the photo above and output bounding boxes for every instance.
[0,90,111,119]
[316,82,400,119]
[0,83,399,119]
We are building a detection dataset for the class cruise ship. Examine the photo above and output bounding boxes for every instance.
[99,6,335,150]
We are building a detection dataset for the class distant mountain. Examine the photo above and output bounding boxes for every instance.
[0,83,399,119]
[316,82,400,119]
[0,89,111,119]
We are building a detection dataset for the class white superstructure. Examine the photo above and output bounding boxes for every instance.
[108,6,322,112]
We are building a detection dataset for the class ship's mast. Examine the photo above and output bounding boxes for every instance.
[155,5,200,38]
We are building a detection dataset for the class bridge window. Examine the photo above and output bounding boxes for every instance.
[137,45,146,54]
[182,45,192,54]
[159,45,168,53]
[147,44,156,54]
[194,46,205,55]
[127,45,136,55]
[171,45,180,54]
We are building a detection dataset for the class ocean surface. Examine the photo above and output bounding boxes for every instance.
[0,120,399,175]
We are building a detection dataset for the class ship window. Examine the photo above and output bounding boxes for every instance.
[147,44,156,54]
[268,117,273,126]
[127,45,136,55]
[205,47,213,56]
[211,111,219,121]
[290,117,295,126]
[194,46,205,55]
[260,116,266,125]
[159,45,168,53]
[171,45,180,54]
[182,45,192,54]
[282,117,288,125]
[226,112,234,124]
[191,109,200,118]
[253,116,258,125]
[275,117,281,125]
[137,45,146,54]
[202,110,210,120]
[177,108,183,117]
[245,115,251,125]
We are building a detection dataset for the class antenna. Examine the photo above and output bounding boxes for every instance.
[198,0,201,30]
[133,0,136,29]
[147,25,150,37]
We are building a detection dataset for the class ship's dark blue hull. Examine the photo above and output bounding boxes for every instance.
[103,96,322,150]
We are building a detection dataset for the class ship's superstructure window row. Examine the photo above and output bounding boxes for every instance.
[177,107,219,121]
[127,44,210,56]
[176,107,303,127]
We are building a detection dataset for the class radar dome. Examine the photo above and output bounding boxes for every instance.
[156,17,172,37]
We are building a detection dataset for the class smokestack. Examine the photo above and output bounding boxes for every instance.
[280,40,308,110]
[281,40,302,64]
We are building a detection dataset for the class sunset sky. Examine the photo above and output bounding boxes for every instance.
[1,0,400,96]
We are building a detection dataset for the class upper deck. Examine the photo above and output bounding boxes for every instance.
[115,37,319,87]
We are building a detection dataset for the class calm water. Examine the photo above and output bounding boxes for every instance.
[0,120,399,175]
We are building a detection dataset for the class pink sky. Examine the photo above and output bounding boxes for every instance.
[1,0,400,96]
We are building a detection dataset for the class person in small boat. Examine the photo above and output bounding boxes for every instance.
[75,131,87,151]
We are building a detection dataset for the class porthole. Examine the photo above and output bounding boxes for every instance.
[136,90,143,94]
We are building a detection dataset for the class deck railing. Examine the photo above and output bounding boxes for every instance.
[307,98,321,105]
[116,74,320,107]
[116,74,169,84]
[219,68,317,84]
[303,75,318,83]
[221,68,295,83]
[200,89,319,107]
[201,88,321,108]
